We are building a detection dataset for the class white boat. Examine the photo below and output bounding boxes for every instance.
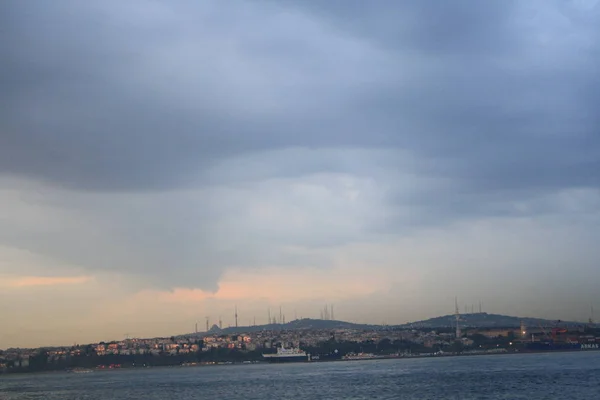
[70,368,94,374]
[262,344,308,363]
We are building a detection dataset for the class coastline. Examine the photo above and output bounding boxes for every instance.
[4,347,599,376]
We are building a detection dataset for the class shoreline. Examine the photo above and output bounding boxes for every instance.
[307,347,600,364]
[3,347,598,376]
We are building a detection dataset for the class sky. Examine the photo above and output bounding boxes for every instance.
[1,0,599,349]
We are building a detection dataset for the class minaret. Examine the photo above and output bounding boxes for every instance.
[455,297,461,339]
[331,304,334,320]
[205,316,209,332]
[219,316,222,329]
[235,305,238,328]
[268,308,271,325]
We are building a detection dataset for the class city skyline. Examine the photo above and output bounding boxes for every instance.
[1,0,600,349]
[1,300,596,351]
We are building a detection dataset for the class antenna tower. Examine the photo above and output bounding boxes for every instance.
[455,297,461,339]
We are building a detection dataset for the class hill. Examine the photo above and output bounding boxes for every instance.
[181,318,377,337]
[181,314,586,337]
[396,312,582,329]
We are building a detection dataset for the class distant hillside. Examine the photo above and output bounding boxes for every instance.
[397,312,583,329]
[182,318,377,337]
[221,318,380,333]
[181,314,586,337]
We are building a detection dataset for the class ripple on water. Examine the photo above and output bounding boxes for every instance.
[1,352,599,400]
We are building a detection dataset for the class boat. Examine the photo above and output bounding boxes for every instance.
[524,324,600,352]
[262,345,309,363]
[342,352,381,360]
[69,367,94,374]
[525,341,599,351]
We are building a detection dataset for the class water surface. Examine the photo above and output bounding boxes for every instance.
[1,352,599,399]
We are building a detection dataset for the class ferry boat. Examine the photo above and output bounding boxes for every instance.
[262,345,308,363]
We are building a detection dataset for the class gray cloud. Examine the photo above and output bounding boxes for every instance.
[2,0,598,193]
[1,0,599,291]
[269,0,521,55]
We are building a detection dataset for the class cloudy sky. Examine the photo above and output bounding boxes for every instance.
[1,0,599,348]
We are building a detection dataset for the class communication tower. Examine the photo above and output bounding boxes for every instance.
[455,297,461,339]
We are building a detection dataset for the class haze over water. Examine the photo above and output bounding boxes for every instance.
[2,352,599,399]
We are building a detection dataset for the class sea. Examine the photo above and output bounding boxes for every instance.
[1,352,599,399]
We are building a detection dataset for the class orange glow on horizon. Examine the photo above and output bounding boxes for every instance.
[147,267,392,304]
[6,275,93,288]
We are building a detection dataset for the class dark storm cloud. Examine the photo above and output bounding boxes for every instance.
[1,0,599,214]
